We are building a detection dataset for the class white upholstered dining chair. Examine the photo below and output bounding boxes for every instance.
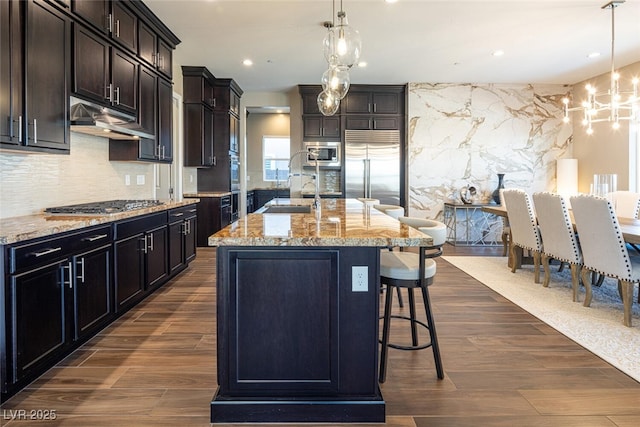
[532,192,583,301]
[502,189,543,283]
[570,194,640,327]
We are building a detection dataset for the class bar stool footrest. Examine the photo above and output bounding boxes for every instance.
[379,314,433,351]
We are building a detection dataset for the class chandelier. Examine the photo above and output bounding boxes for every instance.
[562,0,639,135]
[317,0,362,116]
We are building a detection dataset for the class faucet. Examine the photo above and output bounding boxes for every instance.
[288,149,321,212]
[309,149,322,212]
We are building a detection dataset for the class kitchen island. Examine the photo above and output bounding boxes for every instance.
[208,198,432,423]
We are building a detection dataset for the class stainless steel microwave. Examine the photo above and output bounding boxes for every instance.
[303,141,341,167]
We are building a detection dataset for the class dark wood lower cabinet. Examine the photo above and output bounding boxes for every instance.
[2,207,197,401]
[212,246,384,423]
[114,233,145,310]
[73,244,112,340]
[10,261,68,382]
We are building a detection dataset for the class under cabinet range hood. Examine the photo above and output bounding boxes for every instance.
[69,98,154,140]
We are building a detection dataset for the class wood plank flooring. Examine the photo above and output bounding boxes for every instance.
[2,245,639,426]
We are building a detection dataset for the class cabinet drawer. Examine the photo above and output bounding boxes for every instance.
[114,212,167,240]
[168,204,198,223]
[9,225,112,274]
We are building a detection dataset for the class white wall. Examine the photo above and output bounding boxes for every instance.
[571,61,640,192]
[0,133,154,218]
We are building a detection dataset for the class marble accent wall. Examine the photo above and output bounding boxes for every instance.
[0,133,154,218]
[408,83,573,219]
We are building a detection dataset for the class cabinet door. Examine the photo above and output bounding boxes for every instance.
[10,260,68,383]
[146,226,168,289]
[137,20,156,67]
[115,234,145,311]
[157,38,172,79]
[184,216,197,263]
[372,92,400,114]
[322,116,341,138]
[73,25,109,105]
[73,244,111,340]
[168,220,185,275]
[345,115,400,130]
[222,249,340,394]
[25,0,70,150]
[0,0,23,146]
[72,0,108,34]
[303,116,323,138]
[138,65,157,136]
[184,103,214,167]
[345,92,371,113]
[229,114,239,153]
[110,48,138,115]
[158,77,173,162]
[110,1,136,53]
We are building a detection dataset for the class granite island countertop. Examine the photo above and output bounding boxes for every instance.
[209,198,432,247]
[0,199,199,245]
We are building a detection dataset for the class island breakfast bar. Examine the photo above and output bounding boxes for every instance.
[208,198,432,423]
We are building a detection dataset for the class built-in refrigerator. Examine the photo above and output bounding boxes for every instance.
[344,129,401,205]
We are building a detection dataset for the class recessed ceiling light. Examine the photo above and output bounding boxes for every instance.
[357,61,367,68]
[492,50,504,57]
[385,0,399,3]
[242,59,253,66]
[587,52,601,58]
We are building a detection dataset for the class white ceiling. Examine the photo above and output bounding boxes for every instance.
[145,0,640,95]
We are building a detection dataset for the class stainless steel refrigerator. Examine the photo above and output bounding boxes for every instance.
[344,129,401,205]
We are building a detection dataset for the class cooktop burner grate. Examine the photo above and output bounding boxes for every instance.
[45,200,164,215]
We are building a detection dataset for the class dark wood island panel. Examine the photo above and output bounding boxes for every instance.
[212,245,384,423]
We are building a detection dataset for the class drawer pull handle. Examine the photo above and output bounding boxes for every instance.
[32,247,62,257]
[83,234,108,242]
[172,212,184,217]
[188,209,197,213]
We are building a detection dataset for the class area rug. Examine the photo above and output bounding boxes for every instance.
[442,256,640,382]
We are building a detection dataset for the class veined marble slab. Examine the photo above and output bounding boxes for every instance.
[0,199,198,245]
[209,198,432,247]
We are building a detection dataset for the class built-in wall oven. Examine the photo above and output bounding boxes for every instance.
[303,141,341,167]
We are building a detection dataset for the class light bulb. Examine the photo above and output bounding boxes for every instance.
[612,121,620,130]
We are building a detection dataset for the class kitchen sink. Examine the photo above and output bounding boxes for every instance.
[262,205,311,214]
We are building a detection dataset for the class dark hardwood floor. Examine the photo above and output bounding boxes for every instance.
[2,244,639,426]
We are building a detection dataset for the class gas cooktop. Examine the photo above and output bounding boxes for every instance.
[45,200,164,215]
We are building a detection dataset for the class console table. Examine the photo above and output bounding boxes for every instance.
[443,202,503,246]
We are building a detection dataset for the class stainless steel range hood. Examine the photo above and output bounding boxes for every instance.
[69,98,154,140]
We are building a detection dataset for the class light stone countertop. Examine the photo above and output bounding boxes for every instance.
[209,198,433,247]
[184,192,232,198]
[0,199,199,245]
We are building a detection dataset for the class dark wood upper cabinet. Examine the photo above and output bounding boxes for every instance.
[138,20,172,79]
[72,25,109,104]
[110,48,138,115]
[111,1,137,53]
[138,20,156,67]
[1,0,24,146]
[72,0,109,34]
[344,89,402,115]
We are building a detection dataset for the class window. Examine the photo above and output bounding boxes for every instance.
[263,136,290,182]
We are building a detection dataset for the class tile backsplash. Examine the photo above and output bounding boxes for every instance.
[0,133,153,218]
